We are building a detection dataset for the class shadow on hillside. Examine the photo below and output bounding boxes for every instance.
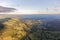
[0,23,5,30]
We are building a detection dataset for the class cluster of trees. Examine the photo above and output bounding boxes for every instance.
[0,18,41,40]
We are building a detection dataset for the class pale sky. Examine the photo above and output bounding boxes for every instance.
[0,0,60,14]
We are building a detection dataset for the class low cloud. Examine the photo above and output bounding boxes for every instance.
[0,6,16,13]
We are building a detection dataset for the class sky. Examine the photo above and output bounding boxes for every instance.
[0,0,60,14]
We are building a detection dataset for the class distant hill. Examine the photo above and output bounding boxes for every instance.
[0,14,60,20]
